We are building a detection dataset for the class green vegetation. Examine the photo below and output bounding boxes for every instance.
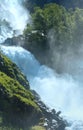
[30,125,45,130]
[0,53,42,129]
[0,72,40,111]
[24,3,83,49]
[24,3,83,67]
[0,53,29,89]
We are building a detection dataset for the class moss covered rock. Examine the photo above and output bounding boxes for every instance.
[0,52,66,130]
[0,72,40,111]
[0,53,42,129]
[0,53,29,89]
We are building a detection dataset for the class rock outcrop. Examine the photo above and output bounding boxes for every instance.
[32,90,66,130]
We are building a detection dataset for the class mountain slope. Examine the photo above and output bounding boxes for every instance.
[0,52,42,129]
[0,53,29,89]
[0,52,66,130]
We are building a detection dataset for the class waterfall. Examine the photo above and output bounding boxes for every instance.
[0,1,83,130]
[0,0,30,43]
[1,45,83,130]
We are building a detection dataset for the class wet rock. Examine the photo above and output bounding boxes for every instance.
[32,90,67,130]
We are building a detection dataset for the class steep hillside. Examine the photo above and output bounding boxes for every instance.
[0,53,29,89]
[0,52,66,130]
[0,52,42,129]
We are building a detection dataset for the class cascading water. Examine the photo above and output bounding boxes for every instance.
[0,1,83,130]
[1,45,83,130]
[0,0,30,43]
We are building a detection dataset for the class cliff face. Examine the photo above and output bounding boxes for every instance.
[0,52,66,130]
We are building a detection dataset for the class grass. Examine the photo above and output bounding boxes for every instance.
[0,53,43,129]
[0,72,40,111]
[30,126,46,130]
[0,53,29,89]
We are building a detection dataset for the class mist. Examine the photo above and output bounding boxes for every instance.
[1,45,83,130]
[47,28,83,82]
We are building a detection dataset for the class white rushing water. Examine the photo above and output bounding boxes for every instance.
[0,0,30,43]
[0,0,83,130]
